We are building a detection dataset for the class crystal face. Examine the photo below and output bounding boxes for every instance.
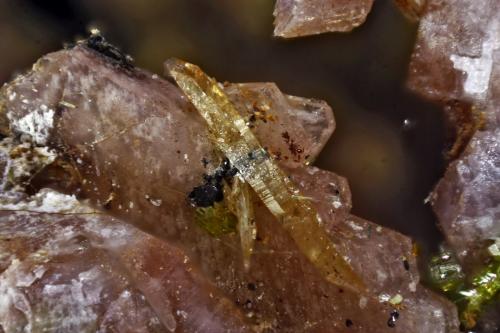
[166,58,364,291]
[0,191,253,333]
[393,0,426,21]
[0,43,461,332]
[408,1,499,329]
[273,0,375,38]
[408,0,500,271]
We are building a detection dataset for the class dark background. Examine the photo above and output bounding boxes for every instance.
[0,0,447,267]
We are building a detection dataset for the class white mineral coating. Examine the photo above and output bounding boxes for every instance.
[408,0,500,105]
[432,126,500,268]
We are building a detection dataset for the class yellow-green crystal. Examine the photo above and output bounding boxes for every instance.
[195,203,237,237]
[459,260,500,328]
[429,246,500,329]
[226,176,256,271]
[429,248,465,292]
[166,59,364,291]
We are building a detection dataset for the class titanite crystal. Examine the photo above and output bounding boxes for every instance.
[165,58,363,291]
[273,0,374,38]
[0,42,460,332]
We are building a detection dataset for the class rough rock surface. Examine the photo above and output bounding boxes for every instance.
[0,44,460,332]
[273,0,374,38]
[408,0,500,270]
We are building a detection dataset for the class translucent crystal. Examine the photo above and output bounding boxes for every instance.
[225,83,335,167]
[0,44,460,332]
[194,202,238,236]
[166,58,364,291]
[408,0,500,104]
[408,0,500,270]
[408,2,500,328]
[429,247,465,293]
[226,176,255,271]
[273,0,374,38]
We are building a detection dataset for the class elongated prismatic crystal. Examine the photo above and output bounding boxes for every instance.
[166,58,364,291]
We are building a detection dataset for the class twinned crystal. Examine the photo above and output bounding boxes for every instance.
[166,58,364,291]
[272,0,426,38]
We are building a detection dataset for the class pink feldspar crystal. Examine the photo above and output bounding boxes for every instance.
[0,43,459,332]
[273,0,374,38]
[393,0,426,21]
[0,192,253,332]
[272,0,426,38]
[408,0,500,270]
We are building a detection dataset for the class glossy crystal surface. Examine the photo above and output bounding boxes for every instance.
[408,0,500,270]
[166,58,364,291]
[0,45,460,332]
[273,0,374,38]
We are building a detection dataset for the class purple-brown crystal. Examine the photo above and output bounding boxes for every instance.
[273,0,374,38]
[0,43,460,332]
[408,0,500,270]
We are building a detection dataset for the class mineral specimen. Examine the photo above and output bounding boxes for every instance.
[408,0,500,329]
[0,41,460,332]
[408,0,500,270]
[166,58,363,291]
[273,0,375,38]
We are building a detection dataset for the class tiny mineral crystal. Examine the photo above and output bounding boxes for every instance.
[408,0,500,269]
[273,0,375,38]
